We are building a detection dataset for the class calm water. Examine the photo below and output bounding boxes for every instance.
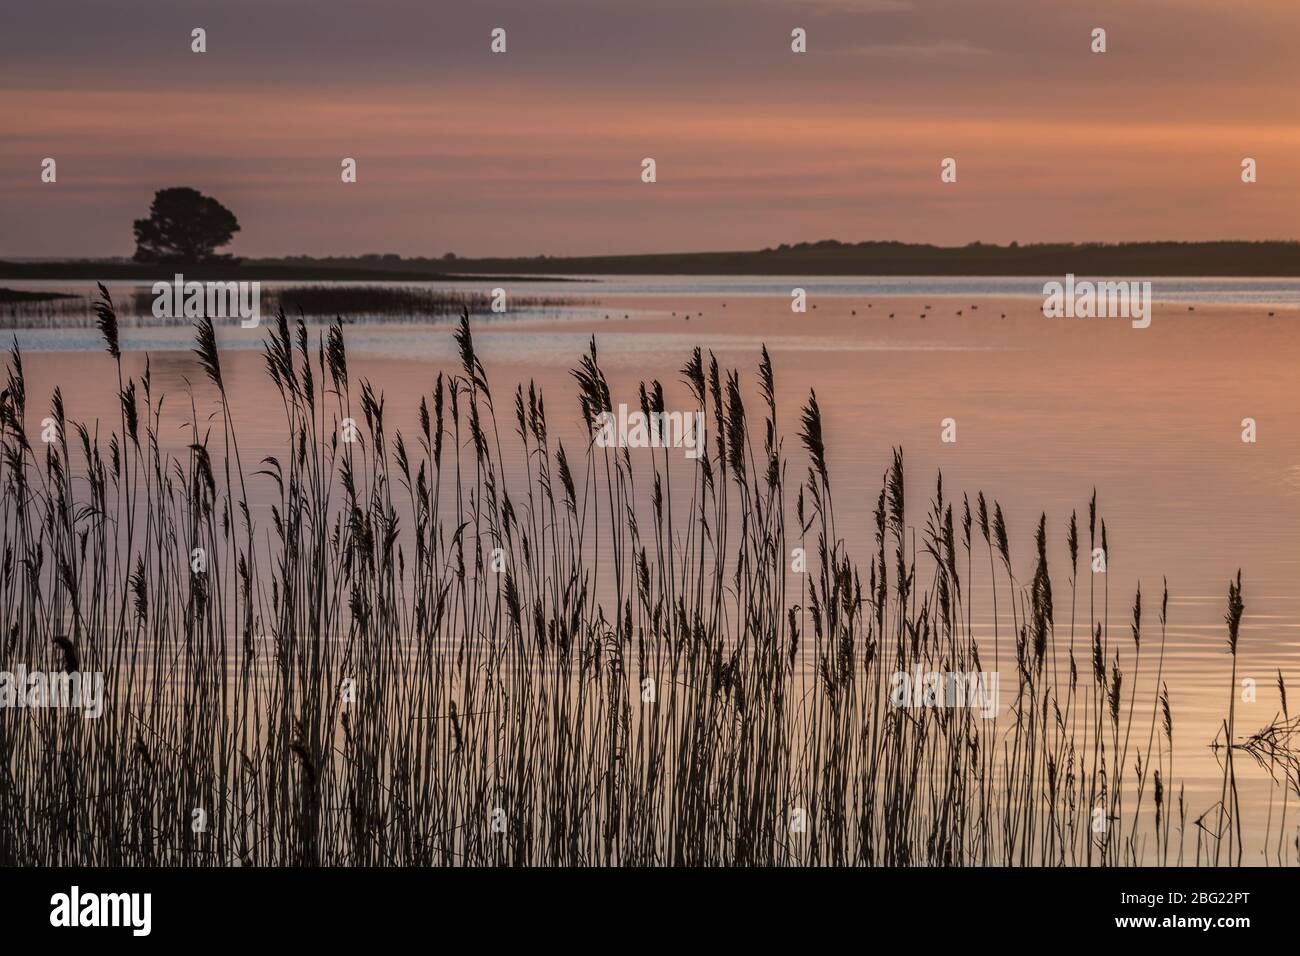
[8,275,1300,859]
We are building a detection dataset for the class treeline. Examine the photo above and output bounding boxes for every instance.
[6,240,1300,279]
[438,240,1300,276]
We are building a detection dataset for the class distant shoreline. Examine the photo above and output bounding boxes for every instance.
[7,240,1300,282]
[6,240,1300,280]
[0,261,577,284]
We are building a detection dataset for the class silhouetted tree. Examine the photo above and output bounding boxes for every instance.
[132,187,240,263]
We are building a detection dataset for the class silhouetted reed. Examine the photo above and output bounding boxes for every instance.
[0,295,1288,866]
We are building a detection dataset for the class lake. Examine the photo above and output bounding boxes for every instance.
[5,274,1300,863]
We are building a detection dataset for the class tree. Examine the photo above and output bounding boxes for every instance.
[132,187,240,263]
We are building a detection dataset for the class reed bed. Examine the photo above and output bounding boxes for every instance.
[269,285,583,319]
[0,286,1289,867]
[0,285,582,329]
[0,289,81,325]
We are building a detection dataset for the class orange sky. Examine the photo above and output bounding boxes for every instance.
[3,0,1298,257]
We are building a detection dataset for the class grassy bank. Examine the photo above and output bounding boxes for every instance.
[0,284,585,329]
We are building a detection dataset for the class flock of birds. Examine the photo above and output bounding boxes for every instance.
[598,302,1284,321]
[624,302,1012,320]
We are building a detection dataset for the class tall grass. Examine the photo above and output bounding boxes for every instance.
[0,294,1288,866]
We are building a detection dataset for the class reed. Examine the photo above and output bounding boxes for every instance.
[0,298,1287,866]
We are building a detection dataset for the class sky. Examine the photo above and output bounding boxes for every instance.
[2,0,1299,258]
